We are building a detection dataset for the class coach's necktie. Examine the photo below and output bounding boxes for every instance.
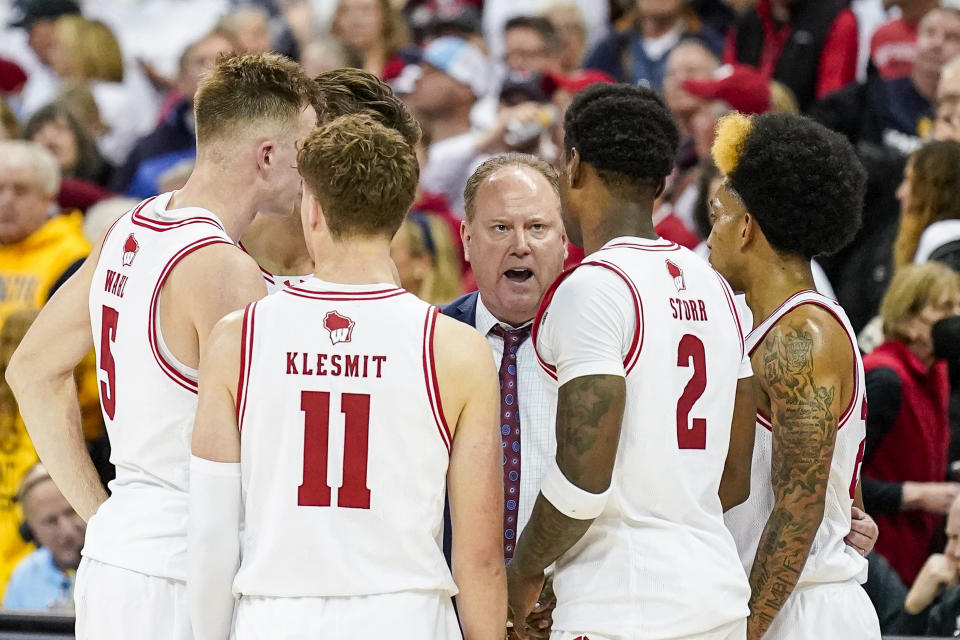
[490,324,531,563]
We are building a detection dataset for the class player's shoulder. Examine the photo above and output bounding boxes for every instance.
[763,302,856,370]
[433,310,490,358]
[176,242,263,285]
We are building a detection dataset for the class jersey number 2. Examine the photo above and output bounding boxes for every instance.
[99,306,119,420]
[298,390,371,509]
[676,334,707,449]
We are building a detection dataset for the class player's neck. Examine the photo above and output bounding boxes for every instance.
[311,238,397,286]
[168,166,258,242]
[241,214,313,275]
[742,255,817,329]
[580,197,657,255]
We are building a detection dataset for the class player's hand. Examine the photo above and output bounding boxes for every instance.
[844,507,878,556]
[506,563,545,639]
[905,553,960,613]
[903,481,960,514]
[522,576,556,640]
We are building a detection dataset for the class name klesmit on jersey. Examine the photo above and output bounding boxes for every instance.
[666,260,708,323]
[285,352,388,378]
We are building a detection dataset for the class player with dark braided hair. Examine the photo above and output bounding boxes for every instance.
[709,113,881,640]
[507,83,757,639]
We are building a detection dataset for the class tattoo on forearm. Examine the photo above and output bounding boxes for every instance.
[512,496,592,576]
[749,325,838,636]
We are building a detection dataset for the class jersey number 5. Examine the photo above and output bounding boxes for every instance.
[298,390,372,509]
[99,305,119,420]
[676,334,707,449]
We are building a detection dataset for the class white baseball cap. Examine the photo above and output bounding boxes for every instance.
[421,36,490,97]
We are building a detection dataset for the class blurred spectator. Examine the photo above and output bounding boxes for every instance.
[476,71,558,161]
[299,36,363,77]
[662,40,720,140]
[503,16,561,74]
[157,159,194,194]
[482,0,610,61]
[0,309,40,600]
[391,213,464,304]
[934,54,960,140]
[81,197,137,246]
[47,15,156,165]
[24,103,112,187]
[330,0,411,80]
[894,140,960,270]
[586,0,723,88]
[405,36,490,215]
[724,0,859,112]
[863,261,960,585]
[110,31,233,198]
[215,7,274,54]
[0,56,28,95]
[871,0,939,79]
[813,4,960,152]
[0,0,80,117]
[541,1,589,73]
[53,81,104,143]
[2,464,85,610]
[405,1,484,47]
[0,97,19,139]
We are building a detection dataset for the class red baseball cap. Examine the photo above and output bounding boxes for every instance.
[541,69,615,98]
[0,57,27,94]
[682,64,772,115]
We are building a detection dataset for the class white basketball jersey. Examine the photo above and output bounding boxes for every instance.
[724,290,869,587]
[86,192,233,581]
[534,238,750,639]
[232,278,457,598]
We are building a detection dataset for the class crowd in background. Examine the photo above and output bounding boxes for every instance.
[1,0,960,633]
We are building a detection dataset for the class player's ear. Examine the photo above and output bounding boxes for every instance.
[308,193,323,232]
[740,211,755,249]
[654,177,667,199]
[567,148,583,189]
[256,138,275,174]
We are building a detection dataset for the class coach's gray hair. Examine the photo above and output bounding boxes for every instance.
[463,153,561,223]
[0,141,61,197]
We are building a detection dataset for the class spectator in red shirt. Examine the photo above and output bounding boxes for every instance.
[871,0,939,79]
[724,0,859,112]
[864,262,960,586]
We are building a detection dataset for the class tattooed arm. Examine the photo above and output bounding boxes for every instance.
[746,309,853,640]
[507,374,626,632]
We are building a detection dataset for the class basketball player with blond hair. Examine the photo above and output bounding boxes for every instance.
[708,113,882,639]
[7,53,319,639]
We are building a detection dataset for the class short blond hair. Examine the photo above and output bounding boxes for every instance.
[881,262,960,340]
[193,53,319,145]
[55,16,124,83]
[298,113,419,239]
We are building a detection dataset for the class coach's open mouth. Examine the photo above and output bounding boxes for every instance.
[504,268,534,283]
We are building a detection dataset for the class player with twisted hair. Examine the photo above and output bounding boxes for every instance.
[708,112,882,640]
[188,113,505,639]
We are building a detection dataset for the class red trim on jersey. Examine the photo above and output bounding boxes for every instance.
[282,289,406,302]
[422,307,452,453]
[748,296,860,432]
[131,197,224,233]
[584,259,644,375]
[714,272,745,358]
[606,241,681,252]
[757,410,773,432]
[236,302,257,432]
[530,259,644,379]
[148,237,233,393]
[286,284,404,298]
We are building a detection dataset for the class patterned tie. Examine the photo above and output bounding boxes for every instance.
[490,323,531,563]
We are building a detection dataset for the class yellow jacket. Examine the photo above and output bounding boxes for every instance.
[0,212,92,595]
